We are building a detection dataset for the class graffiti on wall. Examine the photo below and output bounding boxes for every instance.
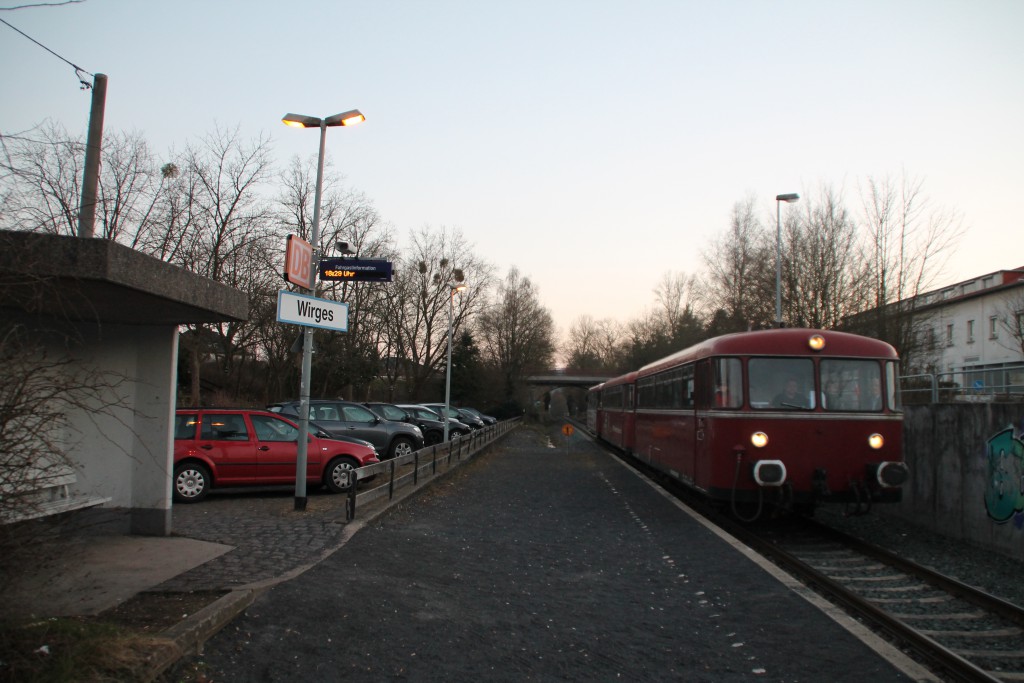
[984,426,1024,524]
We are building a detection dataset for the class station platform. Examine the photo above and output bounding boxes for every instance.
[171,423,932,681]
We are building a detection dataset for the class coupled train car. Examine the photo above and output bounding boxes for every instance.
[587,329,908,518]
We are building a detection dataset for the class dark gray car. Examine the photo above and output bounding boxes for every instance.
[364,402,446,446]
[399,404,472,439]
[422,403,485,430]
[270,400,424,459]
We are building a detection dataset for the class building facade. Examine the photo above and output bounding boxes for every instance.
[909,266,1024,393]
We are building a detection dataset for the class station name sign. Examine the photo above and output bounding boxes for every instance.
[277,291,349,332]
[319,258,393,282]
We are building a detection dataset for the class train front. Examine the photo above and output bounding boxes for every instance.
[703,331,909,515]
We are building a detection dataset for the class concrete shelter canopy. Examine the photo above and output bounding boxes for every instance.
[0,230,248,325]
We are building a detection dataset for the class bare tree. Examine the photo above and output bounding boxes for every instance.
[477,267,555,403]
[698,196,773,330]
[164,126,275,404]
[851,173,964,370]
[0,123,167,247]
[386,226,493,400]
[995,285,1024,359]
[781,184,864,329]
[564,315,606,372]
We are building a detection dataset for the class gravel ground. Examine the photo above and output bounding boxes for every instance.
[814,504,1024,608]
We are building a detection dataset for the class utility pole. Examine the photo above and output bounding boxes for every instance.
[78,73,107,238]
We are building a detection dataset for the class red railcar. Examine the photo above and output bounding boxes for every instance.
[588,329,907,516]
[593,372,637,453]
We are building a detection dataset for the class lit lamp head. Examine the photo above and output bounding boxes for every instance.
[282,110,365,129]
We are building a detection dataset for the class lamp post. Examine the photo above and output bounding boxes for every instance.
[443,282,467,442]
[282,109,364,511]
[774,192,800,328]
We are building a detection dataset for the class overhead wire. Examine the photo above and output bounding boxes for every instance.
[0,16,93,89]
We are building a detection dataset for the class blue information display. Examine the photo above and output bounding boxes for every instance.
[319,258,393,282]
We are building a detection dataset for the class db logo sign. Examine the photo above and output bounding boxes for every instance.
[285,235,314,289]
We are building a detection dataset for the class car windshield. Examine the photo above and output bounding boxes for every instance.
[379,405,408,421]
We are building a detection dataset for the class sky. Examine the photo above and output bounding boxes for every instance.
[2,0,1023,341]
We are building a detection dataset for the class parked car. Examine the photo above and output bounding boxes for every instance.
[459,406,498,425]
[173,408,379,503]
[398,404,472,439]
[270,399,424,459]
[364,402,446,446]
[422,403,486,430]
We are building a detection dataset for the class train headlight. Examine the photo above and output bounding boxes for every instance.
[808,334,826,351]
[868,433,884,450]
[750,431,769,448]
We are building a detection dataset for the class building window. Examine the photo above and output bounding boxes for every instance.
[990,316,999,339]
[967,320,975,344]
[946,324,954,346]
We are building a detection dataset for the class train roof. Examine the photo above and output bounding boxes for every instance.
[637,328,898,377]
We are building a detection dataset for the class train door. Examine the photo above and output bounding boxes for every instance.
[677,364,697,483]
[694,357,742,492]
[694,360,713,487]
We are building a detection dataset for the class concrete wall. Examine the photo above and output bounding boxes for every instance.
[60,323,177,536]
[894,403,1024,561]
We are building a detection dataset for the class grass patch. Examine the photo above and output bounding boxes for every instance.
[0,617,176,683]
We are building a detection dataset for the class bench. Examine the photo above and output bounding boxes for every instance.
[0,464,111,524]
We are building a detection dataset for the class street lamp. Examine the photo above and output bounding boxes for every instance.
[775,192,800,328]
[443,282,467,442]
[282,108,364,511]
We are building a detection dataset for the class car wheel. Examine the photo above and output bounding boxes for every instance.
[389,436,415,459]
[174,462,211,503]
[324,457,358,493]
[424,431,443,446]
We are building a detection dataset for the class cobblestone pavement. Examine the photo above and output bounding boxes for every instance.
[158,489,354,591]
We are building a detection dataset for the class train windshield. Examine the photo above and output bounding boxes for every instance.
[821,359,885,412]
[749,358,815,410]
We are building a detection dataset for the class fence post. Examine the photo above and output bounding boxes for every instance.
[346,477,357,521]
[388,459,396,500]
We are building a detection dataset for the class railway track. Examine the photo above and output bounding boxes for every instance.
[570,421,1024,682]
[727,516,1024,683]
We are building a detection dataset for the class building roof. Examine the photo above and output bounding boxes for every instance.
[0,230,248,325]
[909,266,1024,314]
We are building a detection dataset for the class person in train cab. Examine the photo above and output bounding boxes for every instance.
[714,384,730,407]
[771,377,806,408]
[823,377,840,409]
[864,376,883,410]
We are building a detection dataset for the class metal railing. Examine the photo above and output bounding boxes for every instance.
[900,364,1024,404]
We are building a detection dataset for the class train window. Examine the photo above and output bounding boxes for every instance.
[886,361,901,412]
[655,369,681,408]
[681,365,695,409]
[713,358,742,408]
[637,377,656,408]
[749,358,814,410]
[821,359,884,411]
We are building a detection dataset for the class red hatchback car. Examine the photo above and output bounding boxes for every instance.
[173,408,379,503]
